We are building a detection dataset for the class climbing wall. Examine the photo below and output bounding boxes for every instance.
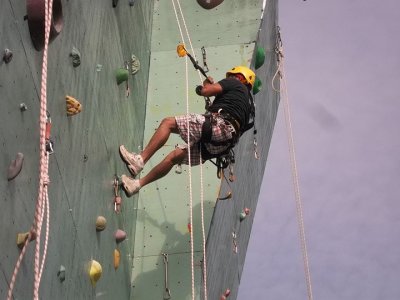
[0,0,153,299]
[1,0,279,299]
[206,1,280,298]
[131,1,270,300]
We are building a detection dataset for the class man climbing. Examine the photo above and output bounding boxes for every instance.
[119,66,256,197]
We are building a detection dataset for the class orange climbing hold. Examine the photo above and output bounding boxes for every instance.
[113,249,121,270]
[66,95,82,116]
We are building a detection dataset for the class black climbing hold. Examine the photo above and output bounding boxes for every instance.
[3,49,13,63]
[70,47,81,67]
[20,103,28,111]
[57,265,66,282]
[112,0,118,7]
[129,0,135,6]
[7,153,24,181]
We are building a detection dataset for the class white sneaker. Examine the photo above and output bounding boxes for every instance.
[121,175,141,197]
[119,145,144,176]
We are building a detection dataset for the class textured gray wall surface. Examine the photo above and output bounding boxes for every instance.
[205,1,280,299]
[0,0,153,299]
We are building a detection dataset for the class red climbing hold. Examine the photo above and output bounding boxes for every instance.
[7,153,24,181]
[26,0,64,51]
[197,0,224,10]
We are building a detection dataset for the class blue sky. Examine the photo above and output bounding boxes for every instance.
[238,1,400,299]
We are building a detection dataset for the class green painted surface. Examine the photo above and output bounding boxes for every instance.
[132,0,266,299]
[1,0,278,299]
[1,0,153,299]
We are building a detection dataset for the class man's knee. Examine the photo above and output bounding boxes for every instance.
[160,117,177,129]
[168,147,186,165]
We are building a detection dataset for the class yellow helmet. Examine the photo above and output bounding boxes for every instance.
[226,66,256,88]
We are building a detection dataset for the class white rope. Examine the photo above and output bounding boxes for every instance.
[171,1,208,298]
[279,46,314,300]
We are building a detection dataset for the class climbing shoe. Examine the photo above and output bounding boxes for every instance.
[119,145,144,176]
[121,175,141,197]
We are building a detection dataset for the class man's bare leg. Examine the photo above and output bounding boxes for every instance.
[139,147,186,188]
[140,117,180,164]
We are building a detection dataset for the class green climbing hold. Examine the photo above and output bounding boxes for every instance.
[252,77,262,95]
[116,68,129,85]
[255,46,265,69]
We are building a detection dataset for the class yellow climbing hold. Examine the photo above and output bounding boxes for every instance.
[66,95,82,116]
[88,260,102,286]
[114,249,121,270]
[16,231,35,249]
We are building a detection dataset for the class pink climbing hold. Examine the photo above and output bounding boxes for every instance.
[114,229,127,243]
[7,153,24,181]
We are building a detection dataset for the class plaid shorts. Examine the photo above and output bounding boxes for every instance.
[175,113,234,165]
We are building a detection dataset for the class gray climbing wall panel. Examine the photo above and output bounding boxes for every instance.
[0,0,153,299]
[205,1,280,299]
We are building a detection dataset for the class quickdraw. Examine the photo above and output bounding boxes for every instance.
[113,177,122,213]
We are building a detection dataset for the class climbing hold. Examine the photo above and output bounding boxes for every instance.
[175,164,182,174]
[187,222,192,233]
[65,95,82,116]
[70,47,81,67]
[220,289,231,299]
[239,208,250,221]
[129,0,135,6]
[26,0,64,51]
[114,229,127,243]
[176,44,187,57]
[116,68,129,85]
[130,54,140,75]
[20,103,28,111]
[114,249,121,270]
[255,46,266,69]
[88,260,102,286]
[252,77,262,95]
[95,216,107,231]
[8,153,24,181]
[197,0,224,10]
[96,64,103,72]
[112,0,118,8]
[57,265,66,282]
[16,231,35,248]
[3,49,13,63]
